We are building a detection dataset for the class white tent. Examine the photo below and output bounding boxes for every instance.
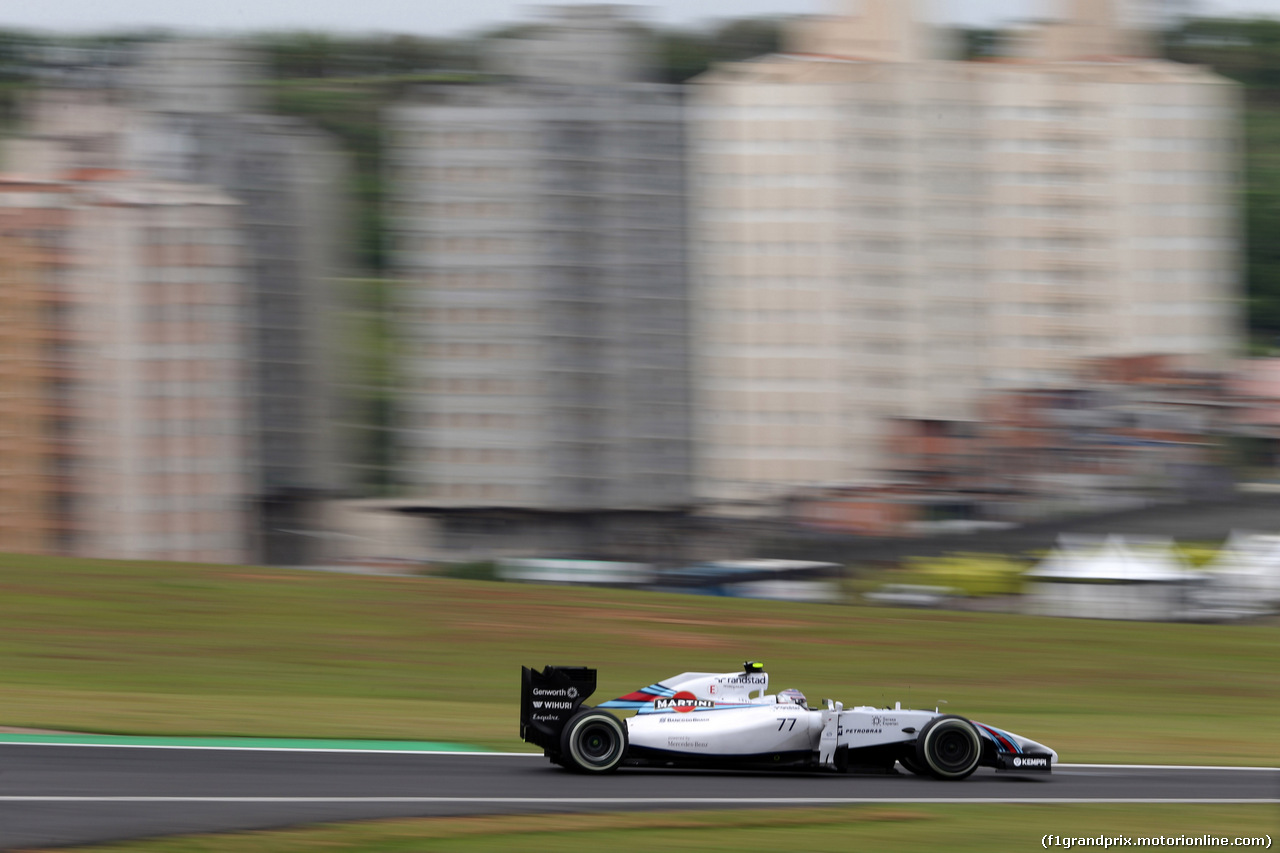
[1025,535,1205,621]
[1189,531,1280,618]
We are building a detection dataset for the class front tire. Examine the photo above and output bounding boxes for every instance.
[916,715,982,780]
[560,708,628,773]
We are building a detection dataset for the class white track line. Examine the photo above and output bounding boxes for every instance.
[0,743,528,756]
[0,743,1275,772]
[1059,764,1279,771]
[0,796,1275,804]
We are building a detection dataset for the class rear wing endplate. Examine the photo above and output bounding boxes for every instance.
[519,665,597,751]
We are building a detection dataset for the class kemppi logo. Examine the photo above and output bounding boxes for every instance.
[1013,756,1048,768]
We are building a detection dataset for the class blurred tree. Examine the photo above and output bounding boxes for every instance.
[264,31,343,78]
[382,35,436,74]
[0,29,35,129]
[715,18,784,60]
[1243,108,1280,340]
[652,17,784,83]
[257,31,481,80]
[0,29,33,78]
[337,276,399,493]
[957,27,1005,60]
[478,23,542,41]
[1164,18,1280,346]
[1164,17,1280,88]
[654,31,712,83]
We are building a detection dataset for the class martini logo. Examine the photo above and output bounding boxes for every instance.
[654,691,714,713]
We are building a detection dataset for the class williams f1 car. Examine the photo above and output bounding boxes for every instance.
[520,661,1056,779]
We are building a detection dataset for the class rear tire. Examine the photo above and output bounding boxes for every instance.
[560,708,628,773]
[916,715,981,780]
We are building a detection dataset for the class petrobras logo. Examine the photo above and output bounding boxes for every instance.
[532,687,579,698]
[654,691,715,713]
[531,701,574,710]
[715,674,767,685]
[1013,756,1048,768]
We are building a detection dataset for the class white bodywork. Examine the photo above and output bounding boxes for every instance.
[611,668,1056,768]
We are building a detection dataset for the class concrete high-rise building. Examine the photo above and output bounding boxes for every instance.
[125,41,349,564]
[129,108,348,564]
[688,0,1243,506]
[0,206,62,554]
[6,39,350,564]
[0,174,248,563]
[388,6,692,512]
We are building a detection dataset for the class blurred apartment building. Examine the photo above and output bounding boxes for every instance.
[1230,358,1280,461]
[688,0,1243,508]
[0,173,248,563]
[792,353,1243,535]
[3,41,348,564]
[386,7,692,556]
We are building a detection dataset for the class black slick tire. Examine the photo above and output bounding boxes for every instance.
[559,708,628,773]
[915,715,982,780]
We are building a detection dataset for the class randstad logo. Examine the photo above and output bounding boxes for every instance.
[716,675,767,685]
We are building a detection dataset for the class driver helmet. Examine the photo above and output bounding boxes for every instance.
[777,688,807,709]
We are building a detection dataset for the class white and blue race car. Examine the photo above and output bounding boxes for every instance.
[520,661,1056,779]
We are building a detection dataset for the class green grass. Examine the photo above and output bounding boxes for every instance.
[50,805,1280,852]
[0,553,1277,764]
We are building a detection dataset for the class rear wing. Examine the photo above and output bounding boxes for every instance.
[519,665,597,751]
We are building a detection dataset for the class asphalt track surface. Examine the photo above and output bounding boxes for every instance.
[1,745,1276,850]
